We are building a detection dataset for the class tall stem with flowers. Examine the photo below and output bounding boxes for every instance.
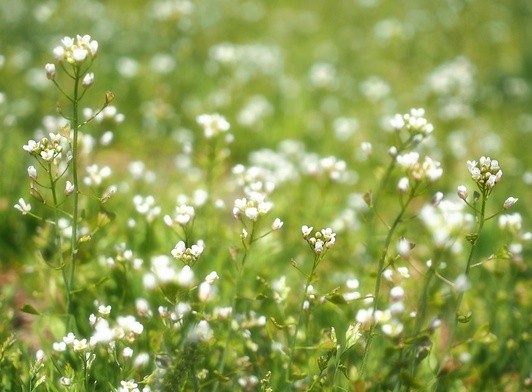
[434,156,517,390]
[18,35,112,331]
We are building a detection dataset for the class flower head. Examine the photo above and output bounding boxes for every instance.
[53,34,98,65]
[467,156,502,192]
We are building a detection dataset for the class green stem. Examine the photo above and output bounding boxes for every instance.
[286,253,321,385]
[212,223,256,392]
[434,190,487,389]
[360,185,417,377]
[66,67,81,331]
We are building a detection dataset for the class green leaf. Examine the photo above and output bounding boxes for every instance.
[20,304,41,315]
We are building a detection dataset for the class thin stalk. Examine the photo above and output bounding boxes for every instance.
[360,185,417,377]
[66,67,81,331]
[212,223,256,392]
[434,190,487,389]
[286,253,321,385]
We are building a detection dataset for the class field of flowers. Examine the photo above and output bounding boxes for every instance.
[0,0,530,391]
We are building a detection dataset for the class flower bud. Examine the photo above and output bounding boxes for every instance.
[457,185,468,200]
[503,197,518,210]
[82,72,94,88]
[45,63,56,80]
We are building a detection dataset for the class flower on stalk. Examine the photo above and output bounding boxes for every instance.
[396,152,443,182]
[302,226,336,255]
[466,156,502,192]
[53,34,98,65]
[45,63,56,80]
[232,192,272,221]
[14,198,32,215]
[171,240,205,264]
[82,72,95,88]
[390,108,433,138]
[164,204,195,227]
[503,197,518,210]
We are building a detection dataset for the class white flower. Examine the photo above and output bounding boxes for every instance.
[302,225,313,238]
[72,338,88,351]
[14,198,31,215]
[272,218,283,230]
[98,304,111,316]
[397,177,409,193]
[196,113,230,138]
[457,185,468,200]
[28,166,37,179]
[177,265,195,287]
[64,181,75,195]
[205,271,219,284]
[82,72,95,88]
[503,197,518,210]
[45,63,56,80]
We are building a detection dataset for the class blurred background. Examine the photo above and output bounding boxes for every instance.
[1,0,531,264]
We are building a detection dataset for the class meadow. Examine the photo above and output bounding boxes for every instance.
[0,0,531,391]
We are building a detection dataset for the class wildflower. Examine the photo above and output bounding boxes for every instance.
[53,34,98,65]
[457,185,468,200]
[45,63,56,80]
[397,177,409,193]
[232,193,272,221]
[397,238,411,258]
[467,156,502,192]
[98,304,111,316]
[14,198,31,215]
[64,181,75,195]
[381,320,404,337]
[302,226,336,255]
[187,320,213,342]
[119,380,138,392]
[391,108,433,138]
[82,72,94,88]
[196,113,230,138]
[171,240,205,264]
[271,218,283,230]
[503,197,518,210]
[301,225,313,238]
[176,265,195,287]
[72,338,88,351]
[60,377,71,386]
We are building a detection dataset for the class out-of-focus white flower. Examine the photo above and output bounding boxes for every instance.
[503,197,518,210]
[14,198,31,215]
[82,72,94,88]
[45,63,56,79]
[272,218,283,230]
[196,113,230,138]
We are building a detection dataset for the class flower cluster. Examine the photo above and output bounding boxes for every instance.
[52,35,98,65]
[466,156,502,192]
[196,113,230,139]
[396,152,443,183]
[302,226,336,255]
[233,192,273,221]
[390,108,434,138]
[23,133,67,162]
[164,204,195,227]
[171,240,205,264]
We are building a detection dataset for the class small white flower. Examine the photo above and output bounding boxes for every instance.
[503,197,518,210]
[82,72,95,88]
[45,63,56,80]
[98,304,111,316]
[397,177,409,193]
[64,181,75,195]
[271,217,284,231]
[14,198,31,215]
[301,225,313,238]
[27,166,37,179]
[457,185,468,200]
